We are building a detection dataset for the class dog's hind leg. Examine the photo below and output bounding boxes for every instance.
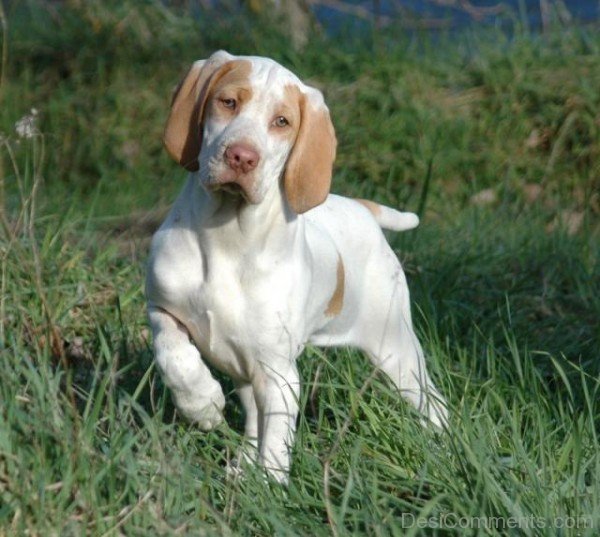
[359,264,448,428]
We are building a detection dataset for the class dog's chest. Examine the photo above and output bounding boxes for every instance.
[182,258,300,380]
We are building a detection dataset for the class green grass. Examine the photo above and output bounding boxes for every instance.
[1,1,599,534]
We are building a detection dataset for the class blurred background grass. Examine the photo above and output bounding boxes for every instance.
[2,0,599,217]
[0,1,599,534]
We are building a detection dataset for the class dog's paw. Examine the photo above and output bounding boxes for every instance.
[227,458,289,486]
[422,398,449,431]
[173,380,226,430]
[262,464,290,486]
[226,445,258,480]
[225,457,246,480]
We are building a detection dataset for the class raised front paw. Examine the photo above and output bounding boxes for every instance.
[172,380,226,431]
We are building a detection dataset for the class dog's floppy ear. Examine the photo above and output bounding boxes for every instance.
[163,50,234,171]
[284,88,337,214]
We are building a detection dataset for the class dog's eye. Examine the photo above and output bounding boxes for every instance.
[273,116,289,128]
[221,98,237,110]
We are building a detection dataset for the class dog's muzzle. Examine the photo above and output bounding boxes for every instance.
[208,143,261,202]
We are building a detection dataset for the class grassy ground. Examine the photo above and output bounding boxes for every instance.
[1,1,599,535]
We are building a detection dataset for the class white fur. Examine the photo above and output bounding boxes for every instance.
[146,53,447,484]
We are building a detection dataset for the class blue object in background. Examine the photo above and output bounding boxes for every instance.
[313,0,600,33]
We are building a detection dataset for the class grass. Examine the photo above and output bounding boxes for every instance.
[1,1,599,534]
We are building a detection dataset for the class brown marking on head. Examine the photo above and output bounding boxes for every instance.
[283,84,337,214]
[355,198,382,217]
[206,61,254,121]
[325,254,345,317]
[163,55,252,171]
[269,85,302,141]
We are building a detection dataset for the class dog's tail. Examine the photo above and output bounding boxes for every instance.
[354,199,419,231]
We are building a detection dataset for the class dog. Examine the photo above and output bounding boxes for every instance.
[146,51,448,483]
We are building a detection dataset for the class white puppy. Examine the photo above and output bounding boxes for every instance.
[146,51,447,483]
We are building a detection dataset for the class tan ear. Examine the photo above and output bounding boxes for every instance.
[284,90,337,214]
[163,51,233,171]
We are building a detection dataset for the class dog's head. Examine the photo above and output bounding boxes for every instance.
[163,51,337,214]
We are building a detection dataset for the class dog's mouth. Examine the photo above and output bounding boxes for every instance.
[215,182,246,198]
[206,175,257,204]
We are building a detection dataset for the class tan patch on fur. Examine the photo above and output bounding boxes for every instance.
[163,57,252,171]
[270,85,302,139]
[283,84,337,214]
[355,198,382,217]
[208,60,253,117]
[325,255,345,317]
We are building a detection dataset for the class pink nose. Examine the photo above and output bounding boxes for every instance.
[225,144,260,174]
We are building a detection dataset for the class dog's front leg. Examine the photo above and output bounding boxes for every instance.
[253,363,300,484]
[226,382,259,477]
[148,307,225,430]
